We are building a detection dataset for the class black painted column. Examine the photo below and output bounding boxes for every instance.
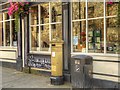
[62,2,71,81]
[24,14,29,67]
[16,15,23,71]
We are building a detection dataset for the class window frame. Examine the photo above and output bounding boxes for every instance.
[71,0,118,56]
[0,12,16,47]
[29,2,62,54]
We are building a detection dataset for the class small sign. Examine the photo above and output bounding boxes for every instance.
[75,60,80,64]
[52,52,55,57]
[73,36,78,45]
[74,65,80,72]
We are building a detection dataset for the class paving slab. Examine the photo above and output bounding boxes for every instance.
[1,67,72,88]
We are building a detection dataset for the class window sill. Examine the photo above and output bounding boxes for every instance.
[29,51,51,55]
[31,67,51,72]
[71,52,119,61]
[0,46,17,51]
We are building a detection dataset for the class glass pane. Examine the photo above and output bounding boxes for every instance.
[88,19,104,53]
[2,3,10,9]
[4,13,9,20]
[40,25,49,51]
[0,22,3,46]
[51,24,62,40]
[40,3,49,24]
[51,2,62,22]
[0,13,3,21]
[31,6,39,25]
[106,18,119,54]
[31,26,39,51]
[5,21,10,46]
[72,2,86,20]
[72,21,86,52]
[11,14,15,19]
[106,2,118,16]
[88,2,104,18]
[12,20,17,47]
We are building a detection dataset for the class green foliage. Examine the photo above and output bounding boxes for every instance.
[15,14,19,32]
[8,2,29,32]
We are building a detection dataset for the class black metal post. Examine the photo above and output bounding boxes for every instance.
[24,14,29,67]
[62,2,71,81]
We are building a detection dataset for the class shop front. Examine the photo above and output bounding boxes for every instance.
[0,2,17,68]
[25,2,71,81]
[27,2,63,71]
[71,1,119,88]
[0,1,120,88]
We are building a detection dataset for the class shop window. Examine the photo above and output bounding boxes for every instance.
[31,6,39,25]
[72,2,86,20]
[2,3,10,10]
[0,13,3,21]
[12,21,17,47]
[72,1,118,55]
[106,2,118,16]
[30,2,62,52]
[40,3,49,24]
[5,21,10,46]
[88,19,104,53]
[88,2,104,18]
[106,17,119,54]
[51,2,62,22]
[0,22,3,46]
[4,13,9,20]
[11,14,15,19]
[72,21,86,52]
[0,13,17,47]
[51,24,62,40]
[51,2,62,40]
[40,25,49,51]
[31,26,39,51]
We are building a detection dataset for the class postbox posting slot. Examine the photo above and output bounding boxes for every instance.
[52,44,56,46]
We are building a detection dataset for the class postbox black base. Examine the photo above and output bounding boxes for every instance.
[50,76,64,85]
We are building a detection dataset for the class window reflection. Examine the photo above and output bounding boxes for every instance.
[31,6,39,25]
[88,19,104,53]
[88,2,104,18]
[0,22,3,46]
[0,13,3,21]
[40,25,49,51]
[31,26,39,51]
[40,3,49,24]
[51,24,62,39]
[0,12,16,47]
[106,18,119,54]
[4,13,9,20]
[5,21,10,46]
[72,21,86,52]
[12,21,17,46]
[72,2,86,20]
[106,3,118,16]
[51,2,62,22]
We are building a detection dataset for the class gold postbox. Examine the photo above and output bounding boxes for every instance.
[50,38,64,77]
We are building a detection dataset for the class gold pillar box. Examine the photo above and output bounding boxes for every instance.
[50,38,64,85]
[50,38,64,76]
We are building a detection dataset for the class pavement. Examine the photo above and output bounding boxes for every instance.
[1,66,72,88]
